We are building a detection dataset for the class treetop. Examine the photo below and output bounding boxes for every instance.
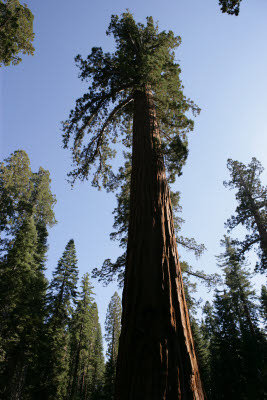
[62,12,199,189]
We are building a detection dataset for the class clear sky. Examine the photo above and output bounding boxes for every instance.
[1,0,267,350]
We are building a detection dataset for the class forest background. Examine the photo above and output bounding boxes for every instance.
[1,0,267,352]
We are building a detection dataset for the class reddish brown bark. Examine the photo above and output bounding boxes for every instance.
[115,89,204,399]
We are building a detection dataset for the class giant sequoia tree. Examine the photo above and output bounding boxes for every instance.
[63,12,204,399]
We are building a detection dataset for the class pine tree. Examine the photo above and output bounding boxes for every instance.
[224,158,267,273]
[208,237,266,399]
[0,216,47,399]
[103,292,122,400]
[89,303,105,400]
[190,320,211,399]
[67,273,95,400]
[63,12,204,398]
[43,239,79,400]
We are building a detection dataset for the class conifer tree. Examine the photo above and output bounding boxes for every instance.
[67,273,95,400]
[200,301,216,399]
[104,292,122,399]
[89,303,105,400]
[224,158,267,273]
[0,216,47,400]
[43,239,79,400]
[208,237,266,399]
[0,151,56,399]
[190,320,211,399]
[63,12,204,398]
[0,150,56,257]
[74,301,104,400]
[260,285,267,331]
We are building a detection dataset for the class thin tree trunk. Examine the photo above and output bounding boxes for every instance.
[115,89,204,399]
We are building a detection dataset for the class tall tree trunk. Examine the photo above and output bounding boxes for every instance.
[115,89,204,399]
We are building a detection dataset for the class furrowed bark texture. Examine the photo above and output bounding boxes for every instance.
[115,89,204,400]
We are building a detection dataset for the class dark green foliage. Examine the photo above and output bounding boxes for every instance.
[62,11,200,189]
[202,237,266,399]
[0,152,109,399]
[260,285,267,330]
[218,0,243,15]
[0,150,56,256]
[0,216,48,399]
[89,303,105,400]
[190,319,212,399]
[68,273,97,400]
[103,292,122,400]
[224,158,267,273]
[48,239,79,323]
[0,0,34,66]
[44,239,79,400]
[0,151,56,399]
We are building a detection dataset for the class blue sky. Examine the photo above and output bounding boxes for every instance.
[1,0,267,349]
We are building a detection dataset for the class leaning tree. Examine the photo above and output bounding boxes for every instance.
[63,12,204,399]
